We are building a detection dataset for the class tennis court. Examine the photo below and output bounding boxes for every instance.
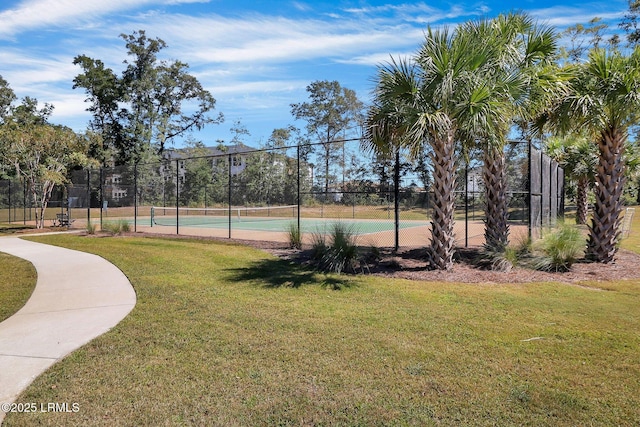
[149,205,427,236]
[128,205,504,247]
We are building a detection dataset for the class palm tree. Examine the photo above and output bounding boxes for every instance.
[546,134,598,225]
[541,47,640,262]
[367,14,561,268]
[365,58,416,158]
[367,24,504,269]
[463,14,560,252]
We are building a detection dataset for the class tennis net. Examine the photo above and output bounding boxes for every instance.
[151,205,298,227]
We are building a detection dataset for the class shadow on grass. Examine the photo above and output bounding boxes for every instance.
[226,257,352,290]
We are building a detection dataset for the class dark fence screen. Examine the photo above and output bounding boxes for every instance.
[530,147,565,238]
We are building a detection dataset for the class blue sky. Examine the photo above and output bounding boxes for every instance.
[0,0,631,148]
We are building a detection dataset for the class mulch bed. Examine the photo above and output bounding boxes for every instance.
[371,247,640,284]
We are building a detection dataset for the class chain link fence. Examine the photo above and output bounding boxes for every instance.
[1,139,563,248]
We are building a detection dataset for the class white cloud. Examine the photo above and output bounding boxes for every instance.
[210,79,307,96]
[291,1,312,13]
[0,49,77,89]
[0,0,211,38]
[0,0,136,37]
[527,4,626,28]
[166,0,209,4]
[113,12,425,67]
[338,52,416,67]
[46,93,91,126]
[343,2,491,24]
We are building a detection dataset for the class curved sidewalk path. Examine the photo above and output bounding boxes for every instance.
[0,236,136,422]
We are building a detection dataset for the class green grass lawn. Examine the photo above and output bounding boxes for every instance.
[0,252,36,323]
[0,224,39,322]
[2,210,640,426]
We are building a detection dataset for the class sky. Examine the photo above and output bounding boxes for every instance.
[0,0,632,148]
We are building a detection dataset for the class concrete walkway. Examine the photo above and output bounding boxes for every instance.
[0,236,136,423]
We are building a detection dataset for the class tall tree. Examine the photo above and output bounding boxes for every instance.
[466,14,561,252]
[72,56,124,164]
[0,76,16,178]
[539,47,640,262]
[563,18,619,62]
[179,138,214,207]
[367,24,502,269]
[0,75,16,123]
[620,0,640,47]
[267,126,312,204]
[228,119,251,146]
[74,30,223,165]
[291,80,364,199]
[0,98,93,228]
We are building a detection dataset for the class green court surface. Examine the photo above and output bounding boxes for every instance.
[150,215,427,235]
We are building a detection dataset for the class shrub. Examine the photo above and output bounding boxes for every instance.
[476,235,532,272]
[86,221,97,235]
[287,222,302,250]
[102,219,131,235]
[475,246,514,272]
[312,222,359,274]
[310,231,328,260]
[530,224,585,272]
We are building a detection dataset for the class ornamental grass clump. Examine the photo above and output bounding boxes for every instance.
[530,224,585,272]
[85,220,97,235]
[101,219,131,235]
[287,222,302,249]
[475,237,532,272]
[311,222,359,274]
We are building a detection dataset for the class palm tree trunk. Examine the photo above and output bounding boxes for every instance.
[586,128,626,262]
[483,145,509,251]
[576,176,589,225]
[428,133,457,270]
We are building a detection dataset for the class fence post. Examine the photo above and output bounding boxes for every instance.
[100,168,104,230]
[228,153,232,239]
[23,179,26,225]
[528,140,532,240]
[560,166,565,220]
[394,149,400,252]
[134,163,138,233]
[175,159,180,235]
[7,180,11,223]
[297,144,301,235]
[465,163,469,248]
[86,169,91,227]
